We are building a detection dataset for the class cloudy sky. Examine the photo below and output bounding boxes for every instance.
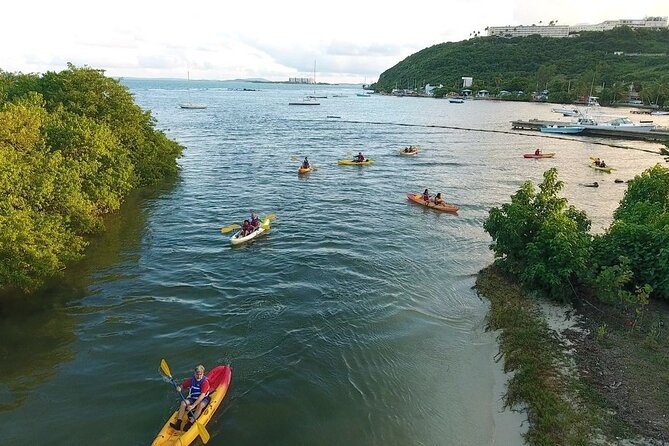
[2,0,667,83]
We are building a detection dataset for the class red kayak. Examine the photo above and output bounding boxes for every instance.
[407,193,459,214]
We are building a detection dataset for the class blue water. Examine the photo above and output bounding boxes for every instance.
[0,79,665,445]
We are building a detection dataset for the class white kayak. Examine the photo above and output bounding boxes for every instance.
[230,217,271,245]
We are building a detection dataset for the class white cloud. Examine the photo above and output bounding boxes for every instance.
[2,0,667,83]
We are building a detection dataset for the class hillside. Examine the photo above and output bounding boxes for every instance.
[373,27,669,104]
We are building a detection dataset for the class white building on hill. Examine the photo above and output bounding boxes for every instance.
[487,16,668,38]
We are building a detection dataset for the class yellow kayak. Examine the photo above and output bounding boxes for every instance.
[152,366,232,446]
[338,159,374,165]
[298,166,312,174]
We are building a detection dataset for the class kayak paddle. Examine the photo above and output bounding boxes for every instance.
[220,224,241,234]
[159,359,211,444]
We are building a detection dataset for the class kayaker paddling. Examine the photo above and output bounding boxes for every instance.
[354,152,365,162]
[422,189,430,203]
[250,212,261,230]
[433,192,443,206]
[169,365,211,431]
[302,157,310,169]
[534,148,541,156]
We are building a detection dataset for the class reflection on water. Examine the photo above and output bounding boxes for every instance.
[0,184,169,415]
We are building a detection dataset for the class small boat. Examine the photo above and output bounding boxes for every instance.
[540,125,585,134]
[399,147,418,156]
[551,106,580,117]
[407,193,458,214]
[589,163,614,173]
[289,98,320,105]
[230,217,271,245]
[152,365,232,446]
[449,97,465,104]
[298,166,312,174]
[337,159,374,165]
[574,115,656,132]
[179,103,207,109]
[356,92,371,97]
[523,152,555,158]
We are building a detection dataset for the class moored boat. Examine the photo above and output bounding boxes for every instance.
[540,125,585,134]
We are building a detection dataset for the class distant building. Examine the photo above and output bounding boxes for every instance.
[571,16,668,32]
[487,25,570,38]
[462,77,473,88]
[288,77,314,84]
[487,16,668,38]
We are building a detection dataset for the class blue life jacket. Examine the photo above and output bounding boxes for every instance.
[188,374,209,399]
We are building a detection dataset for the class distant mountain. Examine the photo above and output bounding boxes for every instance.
[372,27,669,105]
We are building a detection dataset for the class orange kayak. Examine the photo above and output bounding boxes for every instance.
[407,193,458,214]
[298,166,312,174]
[152,365,232,446]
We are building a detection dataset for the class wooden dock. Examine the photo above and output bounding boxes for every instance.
[511,119,669,142]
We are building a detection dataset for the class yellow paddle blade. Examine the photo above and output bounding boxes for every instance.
[290,155,297,161]
[221,224,241,234]
[312,165,318,171]
[160,359,172,379]
[265,213,277,221]
[196,420,211,444]
[345,151,352,156]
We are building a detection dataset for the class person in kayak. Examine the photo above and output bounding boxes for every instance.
[169,364,211,431]
[534,148,541,156]
[422,189,430,203]
[302,157,310,169]
[433,192,443,206]
[250,212,261,229]
[240,219,252,236]
[354,152,365,162]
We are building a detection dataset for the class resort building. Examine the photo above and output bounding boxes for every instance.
[571,16,668,32]
[487,25,570,38]
[487,16,668,38]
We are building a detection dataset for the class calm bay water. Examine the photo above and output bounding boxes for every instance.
[1,79,666,445]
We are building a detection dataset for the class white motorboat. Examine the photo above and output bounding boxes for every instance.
[574,115,656,132]
[551,106,581,117]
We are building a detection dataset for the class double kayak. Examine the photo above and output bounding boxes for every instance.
[589,163,614,173]
[399,149,418,156]
[338,159,374,165]
[152,365,232,446]
[298,166,312,174]
[230,217,271,245]
[523,152,555,158]
[407,193,459,214]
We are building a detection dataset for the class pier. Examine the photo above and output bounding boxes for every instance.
[511,119,669,142]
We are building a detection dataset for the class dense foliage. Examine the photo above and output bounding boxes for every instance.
[373,27,669,105]
[483,168,592,301]
[0,65,183,293]
[594,164,669,299]
[485,164,669,303]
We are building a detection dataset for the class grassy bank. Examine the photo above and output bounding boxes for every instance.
[476,266,631,446]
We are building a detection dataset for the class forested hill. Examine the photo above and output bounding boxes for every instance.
[373,27,669,104]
